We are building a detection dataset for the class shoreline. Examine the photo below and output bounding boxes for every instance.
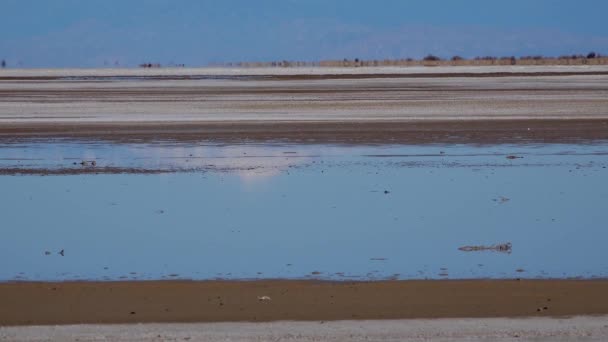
[2,279,608,326]
[2,119,608,144]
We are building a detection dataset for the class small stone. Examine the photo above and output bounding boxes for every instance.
[257,295,272,302]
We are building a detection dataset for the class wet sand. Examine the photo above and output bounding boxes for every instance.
[2,280,608,326]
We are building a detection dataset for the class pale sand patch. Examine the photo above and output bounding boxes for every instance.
[1,65,608,78]
[2,317,608,341]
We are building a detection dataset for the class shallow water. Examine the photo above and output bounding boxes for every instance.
[1,141,607,281]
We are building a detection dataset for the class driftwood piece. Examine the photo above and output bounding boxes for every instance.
[459,242,512,253]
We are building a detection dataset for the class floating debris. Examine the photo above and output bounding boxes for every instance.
[493,196,510,204]
[458,242,512,253]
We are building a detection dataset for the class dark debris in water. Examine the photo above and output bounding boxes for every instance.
[459,242,512,253]
[79,160,97,167]
[492,196,510,204]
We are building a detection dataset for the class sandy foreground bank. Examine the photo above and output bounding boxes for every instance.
[1,66,608,143]
[2,280,608,326]
[2,317,608,341]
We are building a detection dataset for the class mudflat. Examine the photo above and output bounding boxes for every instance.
[2,280,608,326]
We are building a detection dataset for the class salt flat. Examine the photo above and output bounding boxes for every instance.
[2,317,608,341]
[0,67,607,126]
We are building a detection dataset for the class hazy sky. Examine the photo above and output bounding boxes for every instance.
[1,0,607,67]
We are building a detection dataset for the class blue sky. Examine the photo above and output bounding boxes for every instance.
[1,0,607,67]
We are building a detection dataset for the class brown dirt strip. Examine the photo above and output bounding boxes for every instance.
[1,280,608,326]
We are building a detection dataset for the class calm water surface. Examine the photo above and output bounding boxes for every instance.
[1,141,607,281]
